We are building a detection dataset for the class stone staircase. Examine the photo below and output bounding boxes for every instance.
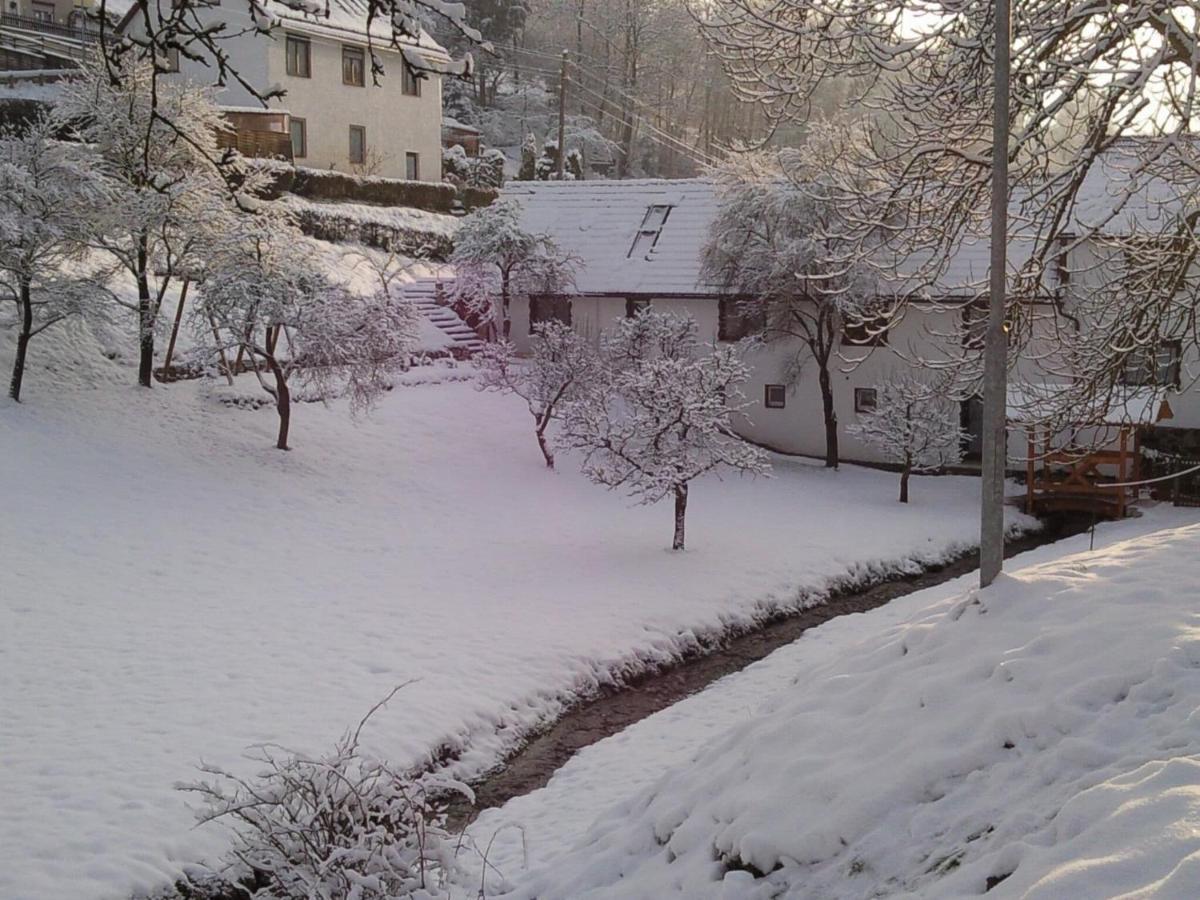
[402,277,485,357]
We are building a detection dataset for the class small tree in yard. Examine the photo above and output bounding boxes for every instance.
[476,319,597,468]
[848,374,965,503]
[0,116,112,402]
[194,212,418,450]
[450,199,577,342]
[560,310,770,550]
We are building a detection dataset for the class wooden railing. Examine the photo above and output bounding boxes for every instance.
[1025,428,1138,519]
[216,129,293,162]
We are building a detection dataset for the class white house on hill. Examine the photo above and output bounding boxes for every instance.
[115,1,450,180]
[504,176,1194,469]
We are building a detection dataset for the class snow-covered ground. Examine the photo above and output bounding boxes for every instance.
[0,311,1030,900]
[455,511,1200,899]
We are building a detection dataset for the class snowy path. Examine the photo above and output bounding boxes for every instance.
[2,333,1030,900]
[450,510,1200,899]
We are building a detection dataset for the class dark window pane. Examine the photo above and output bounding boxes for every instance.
[343,46,365,86]
[764,384,786,409]
[529,296,572,333]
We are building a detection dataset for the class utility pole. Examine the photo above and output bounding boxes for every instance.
[557,50,569,180]
[980,0,1011,587]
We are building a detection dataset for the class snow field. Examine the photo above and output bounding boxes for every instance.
[470,513,1200,899]
[0,314,1028,900]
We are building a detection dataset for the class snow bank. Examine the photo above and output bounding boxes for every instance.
[490,519,1200,899]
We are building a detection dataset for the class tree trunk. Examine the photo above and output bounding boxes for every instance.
[899,465,911,504]
[8,276,33,402]
[500,270,512,340]
[672,483,688,550]
[817,358,839,469]
[136,237,154,388]
[535,413,555,469]
[268,356,291,450]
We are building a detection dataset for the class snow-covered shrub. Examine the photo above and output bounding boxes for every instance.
[848,373,966,502]
[517,132,538,181]
[560,309,771,550]
[442,144,506,190]
[450,199,577,341]
[476,320,598,468]
[181,687,472,900]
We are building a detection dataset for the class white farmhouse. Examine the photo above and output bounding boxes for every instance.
[126,1,450,180]
[504,176,1193,475]
[0,1,451,180]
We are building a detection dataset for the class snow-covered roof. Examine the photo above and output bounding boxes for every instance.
[505,179,722,296]
[507,141,1197,301]
[443,116,480,134]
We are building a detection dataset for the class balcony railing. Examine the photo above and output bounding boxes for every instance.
[0,13,99,43]
[217,128,294,163]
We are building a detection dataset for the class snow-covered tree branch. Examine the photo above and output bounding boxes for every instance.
[559,309,770,550]
[476,320,598,468]
[450,200,579,342]
[695,0,1200,433]
[848,374,966,503]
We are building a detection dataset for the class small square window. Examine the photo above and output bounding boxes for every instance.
[289,117,307,159]
[855,388,878,413]
[402,63,422,96]
[405,151,420,181]
[343,46,366,87]
[764,384,786,409]
[349,125,366,165]
[625,298,650,318]
[286,36,311,78]
[529,295,572,332]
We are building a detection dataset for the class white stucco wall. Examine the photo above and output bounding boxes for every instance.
[268,32,442,181]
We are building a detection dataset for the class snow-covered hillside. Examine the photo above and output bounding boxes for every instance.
[474,517,1200,899]
[0,311,1030,900]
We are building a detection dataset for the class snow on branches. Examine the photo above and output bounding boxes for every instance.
[449,199,578,342]
[56,57,268,388]
[180,685,472,900]
[476,320,598,469]
[702,135,884,469]
[695,0,1200,427]
[193,212,417,450]
[0,116,114,402]
[848,374,966,503]
[559,310,770,550]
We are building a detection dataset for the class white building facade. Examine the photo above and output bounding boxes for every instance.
[504,178,1193,468]
[119,1,449,181]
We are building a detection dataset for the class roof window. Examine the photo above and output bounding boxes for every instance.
[628,204,673,259]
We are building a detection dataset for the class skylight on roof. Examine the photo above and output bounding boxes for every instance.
[628,204,673,259]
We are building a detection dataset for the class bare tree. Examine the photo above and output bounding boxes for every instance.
[702,130,887,469]
[0,117,113,402]
[56,58,262,388]
[848,374,966,503]
[476,319,598,468]
[450,199,578,341]
[694,0,1200,427]
[560,309,770,550]
[194,211,418,450]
